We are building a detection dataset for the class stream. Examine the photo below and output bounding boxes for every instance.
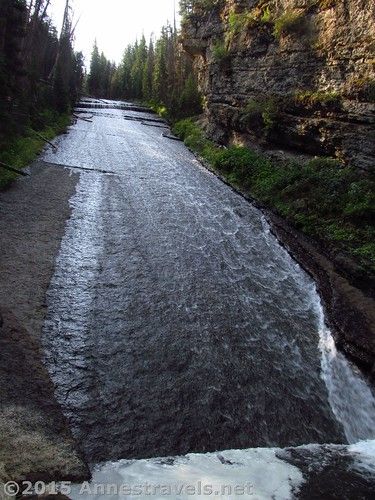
[41,99,375,498]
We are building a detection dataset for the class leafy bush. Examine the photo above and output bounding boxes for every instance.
[172,118,211,153]
[172,117,201,141]
[211,147,258,187]
[344,179,375,221]
[0,112,70,189]
[273,10,305,39]
[241,96,279,130]
[353,243,375,263]
[212,41,230,62]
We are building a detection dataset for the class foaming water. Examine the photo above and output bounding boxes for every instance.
[70,447,304,500]
[318,310,375,443]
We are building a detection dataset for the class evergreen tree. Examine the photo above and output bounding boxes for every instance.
[142,38,154,101]
[0,0,84,143]
[87,40,101,96]
[86,20,202,118]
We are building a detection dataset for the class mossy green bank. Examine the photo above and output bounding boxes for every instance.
[0,111,70,190]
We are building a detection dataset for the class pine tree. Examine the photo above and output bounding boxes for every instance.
[86,20,202,118]
[87,40,101,96]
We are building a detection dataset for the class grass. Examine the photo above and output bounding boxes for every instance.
[212,41,230,62]
[273,10,305,39]
[172,118,375,272]
[0,111,70,189]
[294,89,341,106]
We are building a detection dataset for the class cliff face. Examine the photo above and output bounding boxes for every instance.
[181,0,375,170]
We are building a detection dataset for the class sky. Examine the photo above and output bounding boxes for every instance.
[48,0,179,66]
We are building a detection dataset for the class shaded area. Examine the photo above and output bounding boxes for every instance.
[70,441,375,500]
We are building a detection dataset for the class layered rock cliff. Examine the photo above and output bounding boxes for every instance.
[181,0,375,170]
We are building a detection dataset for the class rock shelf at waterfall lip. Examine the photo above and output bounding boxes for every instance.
[69,440,375,500]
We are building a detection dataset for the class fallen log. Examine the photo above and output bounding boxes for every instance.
[0,161,30,176]
[141,121,169,129]
[34,131,58,150]
[162,133,182,142]
[73,113,93,123]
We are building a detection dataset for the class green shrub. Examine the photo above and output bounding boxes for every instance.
[344,179,375,221]
[241,96,279,130]
[172,118,212,153]
[324,223,357,242]
[273,10,305,39]
[149,101,169,119]
[353,243,375,263]
[212,147,255,180]
[172,118,201,141]
[212,41,230,62]
[0,112,70,189]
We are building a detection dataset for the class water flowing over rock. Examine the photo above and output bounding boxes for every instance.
[42,101,375,468]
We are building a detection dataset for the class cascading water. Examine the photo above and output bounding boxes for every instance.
[318,316,375,443]
[41,99,375,498]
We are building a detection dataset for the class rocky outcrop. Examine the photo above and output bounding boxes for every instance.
[181,0,375,170]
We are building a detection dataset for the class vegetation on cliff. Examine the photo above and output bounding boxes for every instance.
[177,0,375,275]
[86,27,202,120]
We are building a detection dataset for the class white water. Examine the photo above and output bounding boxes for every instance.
[349,440,375,475]
[69,440,375,500]
[317,302,375,443]
[70,448,304,500]
[42,100,375,497]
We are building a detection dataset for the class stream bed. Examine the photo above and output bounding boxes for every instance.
[41,99,375,498]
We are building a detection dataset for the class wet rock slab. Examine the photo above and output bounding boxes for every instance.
[0,162,89,482]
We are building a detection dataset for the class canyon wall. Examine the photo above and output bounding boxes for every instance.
[181,0,375,170]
